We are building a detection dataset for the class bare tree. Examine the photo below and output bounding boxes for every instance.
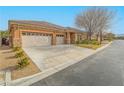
[75,7,114,43]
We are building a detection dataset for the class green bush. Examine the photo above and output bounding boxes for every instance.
[108,38,113,42]
[104,38,113,42]
[77,40,100,45]
[17,57,30,69]
[75,41,80,44]
[13,47,30,69]
[13,46,21,52]
[15,51,24,58]
[91,40,100,45]
[81,40,89,44]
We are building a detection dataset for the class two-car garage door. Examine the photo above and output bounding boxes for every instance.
[22,32,65,47]
[22,32,52,47]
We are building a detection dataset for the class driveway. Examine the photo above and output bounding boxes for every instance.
[31,40,124,86]
[23,45,94,71]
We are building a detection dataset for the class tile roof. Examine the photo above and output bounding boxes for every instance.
[66,27,84,33]
[9,20,84,32]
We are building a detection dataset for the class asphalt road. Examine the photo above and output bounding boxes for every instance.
[31,40,124,86]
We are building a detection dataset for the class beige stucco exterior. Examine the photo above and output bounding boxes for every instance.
[9,20,85,47]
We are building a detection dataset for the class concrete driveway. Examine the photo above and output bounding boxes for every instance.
[31,40,124,86]
[23,45,94,71]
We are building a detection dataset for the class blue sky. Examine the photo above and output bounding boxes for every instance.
[0,6,124,34]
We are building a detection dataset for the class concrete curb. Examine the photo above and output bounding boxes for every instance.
[7,41,113,86]
[0,71,5,86]
[5,70,11,86]
[0,70,12,86]
[95,41,112,52]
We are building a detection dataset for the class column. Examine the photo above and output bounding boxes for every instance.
[66,32,70,44]
[75,33,78,42]
[52,32,56,45]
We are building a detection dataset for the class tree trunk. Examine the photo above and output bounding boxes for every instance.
[99,31,102,44]
[89,32,92,40]
[96,33,99,41]
[88,31,92,40]
[86,32,89,40]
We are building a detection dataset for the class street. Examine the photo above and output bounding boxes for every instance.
[31,40,124,86]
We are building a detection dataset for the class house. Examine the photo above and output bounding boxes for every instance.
[9,20,85,47]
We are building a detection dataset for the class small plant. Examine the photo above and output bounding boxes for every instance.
[13,46,21,52]
[17,57,30,69]
[108,38,113,42]
[81,40,89,44]
[15,51,24,58]
[80,40,100,45]
[13,47,30,69]
[91,40,100,45]
[76,41,80,44]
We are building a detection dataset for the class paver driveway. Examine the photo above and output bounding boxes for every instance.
[31,40,124,86]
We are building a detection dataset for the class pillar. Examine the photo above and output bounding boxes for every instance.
[52,32,56,45]
[11,24,21,47]
[75,33,78,42]
[66,32,71,44]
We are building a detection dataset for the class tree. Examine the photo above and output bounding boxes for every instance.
[0,30,9,38]
[75,7,114,44]
[105,32,115,41]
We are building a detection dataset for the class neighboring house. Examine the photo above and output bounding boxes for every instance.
[9,20,85,47]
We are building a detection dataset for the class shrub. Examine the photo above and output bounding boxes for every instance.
[13,47,30,69]
[91,40,100,45]
[13,46,21,52]
[17,57,30,69]
[15,51,24,58]
[108,38,113,42]
[75,41,80,44]
[80,40,100,45]
[81,40,89,44]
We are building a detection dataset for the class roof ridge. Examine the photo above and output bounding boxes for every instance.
[9,20,65,29]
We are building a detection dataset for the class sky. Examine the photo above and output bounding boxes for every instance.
[0,6,124,34]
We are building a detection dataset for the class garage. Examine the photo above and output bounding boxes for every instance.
[9,20,84,47]
[56,35,64,45]
[22,32,52,47]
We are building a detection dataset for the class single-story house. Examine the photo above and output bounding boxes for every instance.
[9,20,86,47]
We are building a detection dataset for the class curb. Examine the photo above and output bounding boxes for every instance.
[0,71,5,86]
[0,70,12,86]
[7,41,112,86]
[5,70,11,86]
[95,41,112,52]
